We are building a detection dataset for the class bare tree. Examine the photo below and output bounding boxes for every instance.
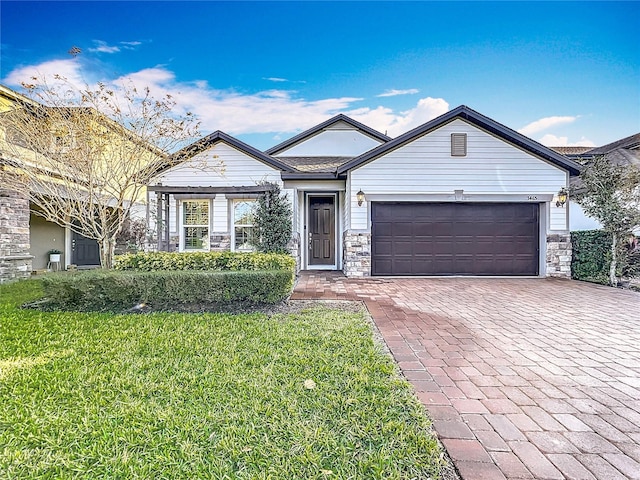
[0,76,199,268]
[572,155,640,286]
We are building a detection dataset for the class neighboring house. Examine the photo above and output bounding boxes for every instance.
[0,84,161,282]
[148,105,582,278]
[551,133,640,232]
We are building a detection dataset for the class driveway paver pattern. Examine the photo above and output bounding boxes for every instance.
[291,272,640,480]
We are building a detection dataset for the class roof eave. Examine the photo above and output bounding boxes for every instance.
[280,172,344,180]
[151,131,295,178]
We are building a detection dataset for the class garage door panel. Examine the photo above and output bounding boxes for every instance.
[374,222,394,236]
[372,202,539,276]
[375,240,393,256]
[394,241,415,255]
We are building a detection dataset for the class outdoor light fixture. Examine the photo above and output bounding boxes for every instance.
[556,187,568,208]
[356,189,365,207]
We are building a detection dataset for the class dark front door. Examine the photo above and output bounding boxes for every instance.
[372,202,539,276]
[72,231,101,266]
[308,196,335,266]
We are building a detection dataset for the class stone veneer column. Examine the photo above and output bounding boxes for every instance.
[546,233,572,278]
[288,232,301,274]
[342,230,371,277]
[0,190,33,283]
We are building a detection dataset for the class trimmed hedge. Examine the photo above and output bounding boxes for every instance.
[40,269,294,311]
[114,251,296,272]
[571,230,611,284]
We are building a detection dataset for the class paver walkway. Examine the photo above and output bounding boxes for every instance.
[291,272,640,480]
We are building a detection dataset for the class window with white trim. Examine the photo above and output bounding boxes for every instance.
[182,200,209,250]
[232,200,255,251]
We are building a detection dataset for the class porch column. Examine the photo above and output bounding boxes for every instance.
[156,193,163,251]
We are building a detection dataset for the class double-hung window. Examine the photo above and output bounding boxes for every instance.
[182,200,209,250]
[232,200,255,251]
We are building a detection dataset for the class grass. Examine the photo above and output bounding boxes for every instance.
[0,280,449,479]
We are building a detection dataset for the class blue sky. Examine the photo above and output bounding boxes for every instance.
[1,1,639,150]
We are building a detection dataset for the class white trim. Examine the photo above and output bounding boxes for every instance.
[64,227,72,268]
[230,198,256,252]
[283,180,346,191]
[364,193,553,202]
[305,192,339,270]
[539,203,547,278]
[179,198,211,252]
[368,198,546,277]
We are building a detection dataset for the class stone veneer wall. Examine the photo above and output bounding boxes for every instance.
[343,230,371,277]
[546,233,572,278]
[210,233,231,251]
[0,190,33,283]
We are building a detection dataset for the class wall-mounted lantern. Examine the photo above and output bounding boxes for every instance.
[556,187,568,208]
[356,189,365,207]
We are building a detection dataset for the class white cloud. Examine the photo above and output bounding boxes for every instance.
[88,40,120,54]
[120,41,142,47]
[349,97,449,137]
[376,88,420,97]
[263,77,288,82]
[2,60,449,140]
[4,59,90,89]
[518,115,578,136]
[538,134,596,147]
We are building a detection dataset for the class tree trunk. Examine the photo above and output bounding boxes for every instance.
[609,233,618,287]
[100,237,116,269]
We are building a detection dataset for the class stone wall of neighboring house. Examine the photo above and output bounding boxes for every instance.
[546,233,572,278]
[0,189,32,283]
[342,230,371,277]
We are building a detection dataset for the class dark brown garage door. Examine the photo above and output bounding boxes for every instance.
[372,202,539,276]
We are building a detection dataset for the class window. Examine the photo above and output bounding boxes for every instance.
[451,133,467,156]
[5,126,29,148]
[182,200,209,250]
[51,126,74,153]
[232,200,255,251]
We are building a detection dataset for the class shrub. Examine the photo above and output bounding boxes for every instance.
[251,183,293,253]
[571,230,613,284]
[114,251,295,272]
[40,269,294,311]
[572,230,639,285]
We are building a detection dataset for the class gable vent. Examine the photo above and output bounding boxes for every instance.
[451,133,467,156]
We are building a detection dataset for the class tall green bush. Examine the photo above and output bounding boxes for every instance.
[251,183,292,254]
[571,230,611,284]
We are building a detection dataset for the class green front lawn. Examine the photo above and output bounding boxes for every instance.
[1,280,449,479]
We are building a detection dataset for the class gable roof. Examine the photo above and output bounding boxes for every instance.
[549,146,593,156]
[337,105,583,176]
[265,113,391,155]
[277,156,353,173]
[584,132,640,155]
[151,130,295,177]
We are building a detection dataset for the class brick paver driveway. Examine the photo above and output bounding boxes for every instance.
[292,272,640,480]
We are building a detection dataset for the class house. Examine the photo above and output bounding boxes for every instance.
[0,84,163,282]
[148,105,582,278]
[553,133,640,232]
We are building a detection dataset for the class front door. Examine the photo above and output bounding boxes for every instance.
[308,196,335,267]
[72,231,101,266]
